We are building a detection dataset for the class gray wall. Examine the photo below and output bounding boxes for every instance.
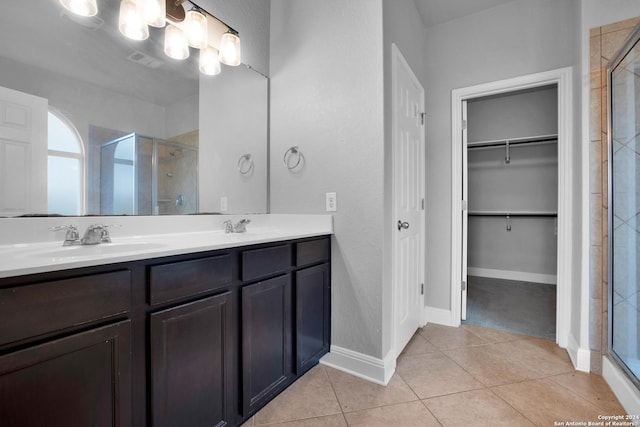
[423,0,581,311]
[270,0,386,358]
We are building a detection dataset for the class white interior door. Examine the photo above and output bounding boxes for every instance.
[392,44,425,356]
[461,101,468,320]
[0,86,48,216]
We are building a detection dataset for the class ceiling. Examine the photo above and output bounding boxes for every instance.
[414,0,515,28]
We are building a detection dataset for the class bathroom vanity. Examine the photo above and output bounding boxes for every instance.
[0,215,332,427]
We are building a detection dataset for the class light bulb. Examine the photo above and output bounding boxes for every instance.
[199,47,221,76]
[119,0,149,41]
[60,0,98,17]
[184,10,209,49]
[164,25,189,60]
[219,32,241,66]
[144,0,165,28]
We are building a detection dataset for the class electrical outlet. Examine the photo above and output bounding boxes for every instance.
[220,196,228,213]
[326,192,337,212]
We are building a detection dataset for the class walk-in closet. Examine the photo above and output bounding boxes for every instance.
[463,85,558,340]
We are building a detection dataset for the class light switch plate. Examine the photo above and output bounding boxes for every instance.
[326,192,337,212]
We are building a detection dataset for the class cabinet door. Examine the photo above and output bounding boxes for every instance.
[0,321,132,427]
[150,292,234,427]
[241,275,292,415]
[295,264,330,374]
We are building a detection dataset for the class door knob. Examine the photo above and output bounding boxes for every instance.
[397,220,410,231]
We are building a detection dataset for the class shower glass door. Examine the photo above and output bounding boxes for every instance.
[609,25,640,384]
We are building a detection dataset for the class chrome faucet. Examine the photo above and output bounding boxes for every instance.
[80,224,115,245]
[49,225,80,246]
[223,219,251,233]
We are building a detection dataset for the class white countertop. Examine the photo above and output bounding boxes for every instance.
[0,214,333,279]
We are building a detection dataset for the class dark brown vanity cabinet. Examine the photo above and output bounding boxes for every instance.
[0,235,330,427]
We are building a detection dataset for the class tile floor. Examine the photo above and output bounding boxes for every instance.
[246,324,626,426]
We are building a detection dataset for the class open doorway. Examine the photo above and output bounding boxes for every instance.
[450,68,573,349]
[462,86,558,340]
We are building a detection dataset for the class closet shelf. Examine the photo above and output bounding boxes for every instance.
[468,211,557,217]
[467,134,558,149]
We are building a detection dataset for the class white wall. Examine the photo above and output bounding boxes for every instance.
[270,0,385,358]
[423,0,581,313]
[199,66,268,214]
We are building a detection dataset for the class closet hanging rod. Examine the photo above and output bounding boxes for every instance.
[467,133,558,149]
[468,211,557,217]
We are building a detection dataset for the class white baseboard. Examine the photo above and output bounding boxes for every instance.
[425,306,455,327]
[603,356,640,415]
[566,332,590,372]
[320,345,395,386]
[468,267,557,285]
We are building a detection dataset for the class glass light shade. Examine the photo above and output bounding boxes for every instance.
[199,47,221,76]
[164,25,189,60]
[184,10,209,49]
[143,0,165,28]
[60,0,98,17]
[119,0,149,41]
[219,32,241,66]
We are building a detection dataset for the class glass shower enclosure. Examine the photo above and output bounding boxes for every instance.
[608,24,640,386]
[99,134,198,215]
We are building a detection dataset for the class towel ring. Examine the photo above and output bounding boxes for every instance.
[283,146,302,170]
[237,154,254,175]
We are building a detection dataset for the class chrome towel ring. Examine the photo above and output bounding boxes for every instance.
[283,146,303,170]
[237,153,254,175]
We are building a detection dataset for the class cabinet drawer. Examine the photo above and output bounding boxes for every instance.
[0,270,131,347]
[295,238,329,267]
[149,255,232,306]
[242,245,291,282]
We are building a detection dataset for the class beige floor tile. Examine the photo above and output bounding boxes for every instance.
[253,366,341,425]
[461,324,529,344]
[443,345,542,386]
[491,337,575,376]
[401,333,439,355]
[424,389,534,426]
[549,371,626,414]
[493,378,604,425]
[253,414,348,427]
[325,368,418,412]
[343,401,441,427]
[418,324,488,350]
[396,352,484,399]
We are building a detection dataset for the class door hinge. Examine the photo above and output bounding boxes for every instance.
[462,280,467,291]
[461,200,468,211]
[420,112,425,125]
[421,283,424,295]
[462,119,467,130]
[421,198,425,210]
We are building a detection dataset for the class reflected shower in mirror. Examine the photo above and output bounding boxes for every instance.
[0,0,268,217]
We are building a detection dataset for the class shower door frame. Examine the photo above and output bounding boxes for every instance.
[606,23,640,389]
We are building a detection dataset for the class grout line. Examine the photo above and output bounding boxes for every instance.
[485,385,538,425]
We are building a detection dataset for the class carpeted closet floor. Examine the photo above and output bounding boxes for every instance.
[463,276,556,340]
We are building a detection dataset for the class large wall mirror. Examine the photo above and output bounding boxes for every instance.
[0,1,268,218]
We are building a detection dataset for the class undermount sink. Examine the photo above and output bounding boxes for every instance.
[29,242,167,259]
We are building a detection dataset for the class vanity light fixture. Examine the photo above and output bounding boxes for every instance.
[219,31,241,66]
[119,0,150,41]
[164,24,190,60]
[184,8,209,49]
[199,46,221,75]
[59,0,98,17]
[144,0,166,28]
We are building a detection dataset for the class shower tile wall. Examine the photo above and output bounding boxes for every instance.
[589,16,640,374]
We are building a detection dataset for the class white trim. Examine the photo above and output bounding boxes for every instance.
[450,67,573,352]
[320,345,395,386]
[467,267,557,285]
[603,356,640,415]
[424,306,455,327]
[567,332,591,372]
